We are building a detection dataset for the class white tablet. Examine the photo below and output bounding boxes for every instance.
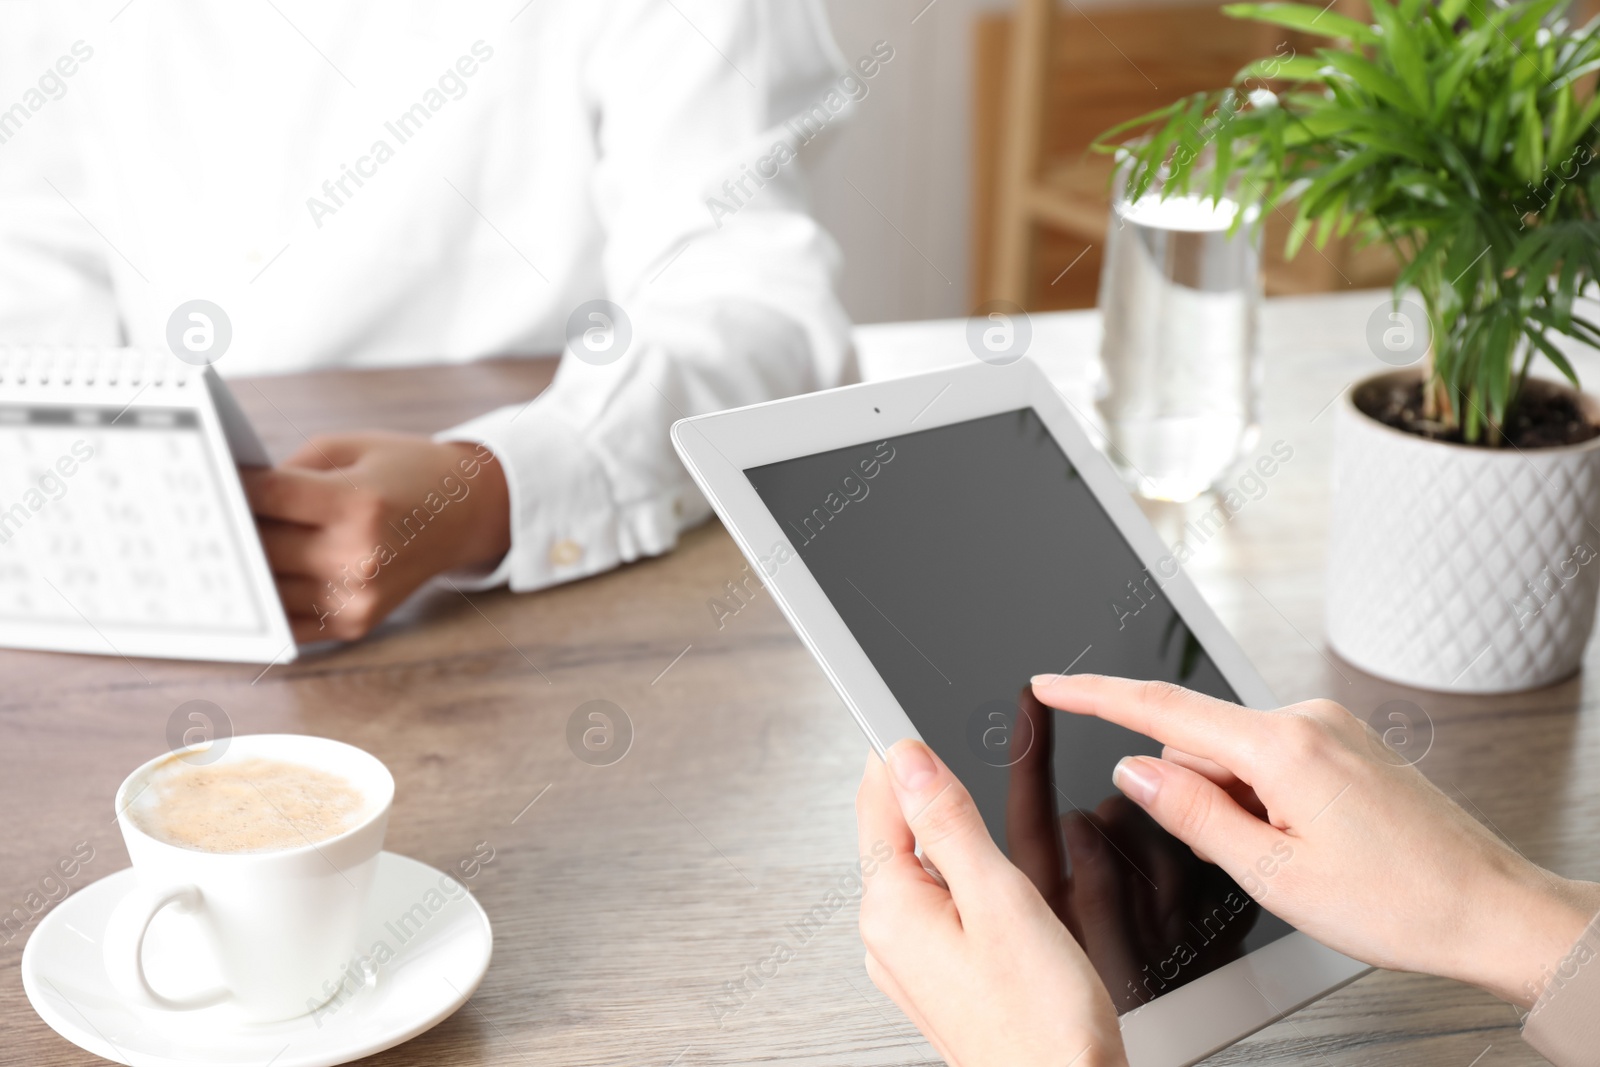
[671,358,1367,1067]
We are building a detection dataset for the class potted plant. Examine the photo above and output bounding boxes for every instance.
[1097,0,1600,692]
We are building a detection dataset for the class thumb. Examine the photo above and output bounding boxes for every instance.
[1112,756,1284,894]
[884,739,1010,912]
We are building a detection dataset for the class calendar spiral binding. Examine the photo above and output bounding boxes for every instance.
[0,348,198,391]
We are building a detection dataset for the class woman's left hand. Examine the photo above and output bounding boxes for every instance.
[856,739,1128,1067]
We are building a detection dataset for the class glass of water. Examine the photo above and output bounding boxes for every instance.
[1095,172,1263,502]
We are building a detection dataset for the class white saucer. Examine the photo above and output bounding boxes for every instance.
[22,852,493,1067]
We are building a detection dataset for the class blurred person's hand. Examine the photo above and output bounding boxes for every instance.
[1029,673,1600,1010]
[242,433,511,642]
[857,741,1128,1067]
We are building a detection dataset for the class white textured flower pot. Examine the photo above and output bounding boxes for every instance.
[1326,371,1600,693]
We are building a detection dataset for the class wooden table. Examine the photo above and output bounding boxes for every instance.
[6,291,1600,1066]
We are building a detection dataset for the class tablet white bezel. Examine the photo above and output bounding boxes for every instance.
[671,357,1368,1067]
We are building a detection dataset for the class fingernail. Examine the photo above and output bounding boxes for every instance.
[1030,674,1059,686]
[1112,756,1160,805]
[887,740,938,791]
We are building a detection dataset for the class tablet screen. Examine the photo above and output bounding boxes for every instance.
[745,407,1291,1012]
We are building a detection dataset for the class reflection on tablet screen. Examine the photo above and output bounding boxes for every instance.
[744,407,1291,1012]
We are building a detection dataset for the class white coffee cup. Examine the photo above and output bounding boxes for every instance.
[103,734,394,1023]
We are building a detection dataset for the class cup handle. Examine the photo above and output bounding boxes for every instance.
[102,883,231,1011]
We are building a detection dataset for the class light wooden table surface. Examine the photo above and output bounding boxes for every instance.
[6,291,1600,1066]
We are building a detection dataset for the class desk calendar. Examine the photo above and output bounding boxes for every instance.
[0,349,296,664]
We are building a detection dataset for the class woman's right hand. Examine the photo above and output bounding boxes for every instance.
[857,742,1128,1067]
[1029,674,1600,1010]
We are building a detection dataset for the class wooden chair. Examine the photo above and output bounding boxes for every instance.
[975,0,1398,312]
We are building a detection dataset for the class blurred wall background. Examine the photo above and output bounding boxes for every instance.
[809,0,1009,325]
[810,0,1224,324]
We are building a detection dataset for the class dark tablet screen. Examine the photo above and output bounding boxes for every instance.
[744,407,1290,1011]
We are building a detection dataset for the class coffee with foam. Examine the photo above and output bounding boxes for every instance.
[126,756,368,854]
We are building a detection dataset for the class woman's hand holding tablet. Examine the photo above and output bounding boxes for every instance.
[858,675,1600,1067]
[858,741,1128,1067]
